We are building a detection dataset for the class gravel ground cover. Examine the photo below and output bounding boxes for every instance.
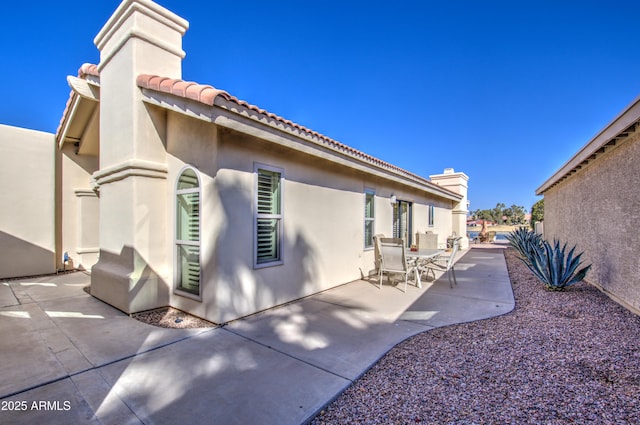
[312,248,640,424]
[84,285,215,329]
[132,307,215,329]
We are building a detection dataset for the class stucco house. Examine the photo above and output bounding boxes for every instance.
[536,94,640,314]
[1,0,469,323]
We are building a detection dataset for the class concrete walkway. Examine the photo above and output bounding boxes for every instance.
[0,244,513,425]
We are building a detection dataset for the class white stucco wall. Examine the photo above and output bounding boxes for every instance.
[163,112,460,322]
[413,200,453,249]
[60,144,99,270]
[0,124,56,278]
[78,0,466,324]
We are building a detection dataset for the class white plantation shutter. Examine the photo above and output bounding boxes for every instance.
[364,191,375,248]
[177,192,200,241]
[177,245,200,291]
[176,168,200,295]
[257,172,278,213]
[256,168,282,265]
[393,203,400,239]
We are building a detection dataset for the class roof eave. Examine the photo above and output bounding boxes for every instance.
[139,85,462,202]
[56,74,101,148]
[536,94,640,195]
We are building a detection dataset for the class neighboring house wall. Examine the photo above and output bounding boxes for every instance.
[538,96,640,314]
[543,131,640,312]
[0,125,56,278]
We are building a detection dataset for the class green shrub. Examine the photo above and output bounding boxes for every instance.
[505,227,542,265]
[530,199,544,230]
[507,229,591,291]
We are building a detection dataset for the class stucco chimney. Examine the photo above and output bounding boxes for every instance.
[430,168,470,249]
[94,0,188,78]
[91,1,189,314]
[94,0,188,166]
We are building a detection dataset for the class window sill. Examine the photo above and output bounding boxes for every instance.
[174,288,202,302]
[254,260,284,269]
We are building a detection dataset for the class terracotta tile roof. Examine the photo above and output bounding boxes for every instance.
[137,74,228,107]
[56,64,459,199]
[137,74,459,197]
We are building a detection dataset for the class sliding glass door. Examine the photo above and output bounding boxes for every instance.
[393,200,412,247]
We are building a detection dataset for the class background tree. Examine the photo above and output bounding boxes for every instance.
[471,203,527,225]
[473,209,494,222]
[508,204,526,225]
[493,203,506,224]
[531,198,544,229]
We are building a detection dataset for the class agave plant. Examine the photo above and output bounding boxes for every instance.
[506,227,543,266]
[525,239,592,291]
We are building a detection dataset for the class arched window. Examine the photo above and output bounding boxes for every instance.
[176,167,200,296]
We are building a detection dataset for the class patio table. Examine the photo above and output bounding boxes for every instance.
[406,249,444,288]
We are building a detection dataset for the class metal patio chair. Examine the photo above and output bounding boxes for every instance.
[378,237,416,292]
[421,237,461,288]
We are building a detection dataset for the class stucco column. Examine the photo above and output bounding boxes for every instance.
[430,168,470,249]
[90,0,189,313]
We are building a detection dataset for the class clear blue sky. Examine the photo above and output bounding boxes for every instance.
[3,1,640,212]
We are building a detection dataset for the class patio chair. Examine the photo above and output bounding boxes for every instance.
[486,231,497,243]
[420,237,461,288]
[378,237,416,292]
[373,234,385,276]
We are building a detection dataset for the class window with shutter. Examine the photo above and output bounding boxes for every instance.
[364,190,375,248]
[255,165,283,267]
[176,168,201,296]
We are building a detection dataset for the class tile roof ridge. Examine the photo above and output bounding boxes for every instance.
[136,73,461,198]
[78,63,100,78]
[137,74,230,106]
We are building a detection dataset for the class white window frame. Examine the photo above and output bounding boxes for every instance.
[254,163,284,268]
[174,165,202,301]
[364,189,375,250]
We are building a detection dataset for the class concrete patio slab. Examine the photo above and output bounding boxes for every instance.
[309,278,435,321]
[0,244,515,424]
[8,272,92,304]
[37,294,208,367]
[96,328,350,425]
[398,246,514,327]
[0,303,69,398]
[0,272,208,399]
[0,282,18,307]
[0,377,98,425]
[227,296,428,381]
[71,369,143,425]
[400,291,514,327]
